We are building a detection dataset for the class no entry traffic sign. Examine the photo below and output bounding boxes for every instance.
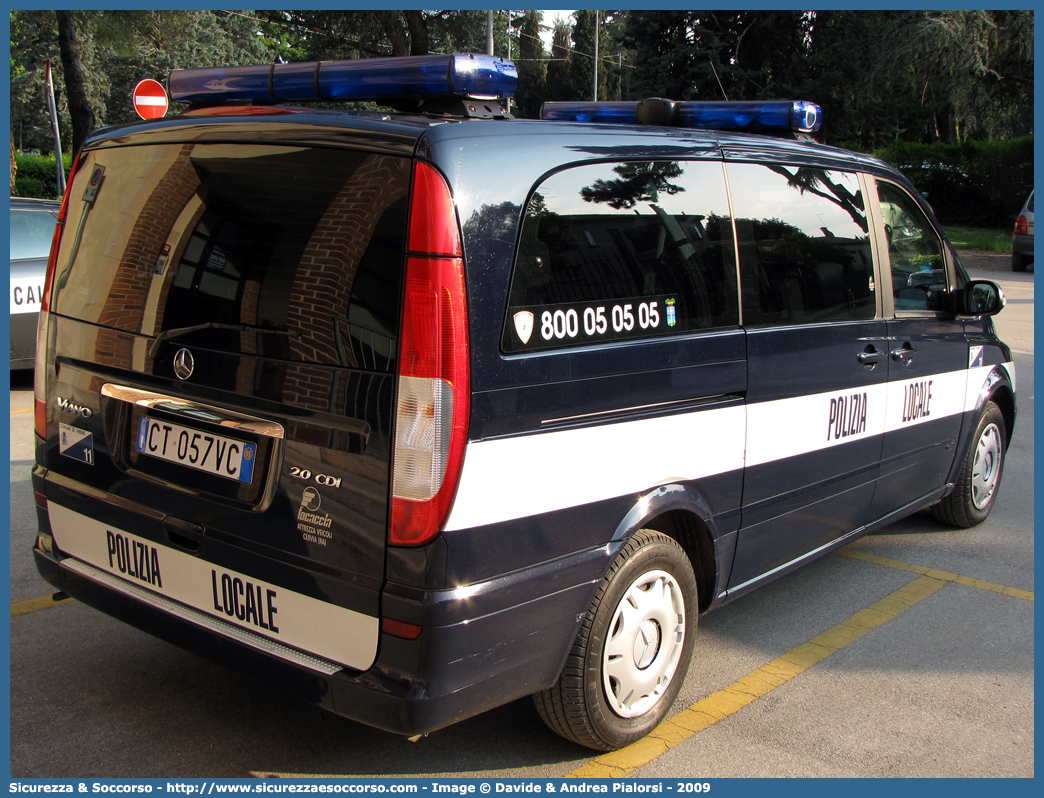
[133,79,168,120]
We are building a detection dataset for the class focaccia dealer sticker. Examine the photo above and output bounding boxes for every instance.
[297,487,333,546]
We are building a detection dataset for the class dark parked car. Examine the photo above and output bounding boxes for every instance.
[10,196,59,368]
[1012,190,1033,272]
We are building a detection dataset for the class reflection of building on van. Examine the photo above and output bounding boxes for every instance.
[32,55,1015,751]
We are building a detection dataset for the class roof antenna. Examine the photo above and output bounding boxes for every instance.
[709,59,729,101]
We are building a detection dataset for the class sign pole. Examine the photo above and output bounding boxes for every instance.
[43,59,66,196]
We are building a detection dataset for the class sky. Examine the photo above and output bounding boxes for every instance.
[537,9,576,49]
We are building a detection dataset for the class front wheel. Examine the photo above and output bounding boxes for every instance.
[534,530,698,751]
[931,401,1007,528]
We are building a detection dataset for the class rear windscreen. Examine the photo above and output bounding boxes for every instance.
[52,144,409,372]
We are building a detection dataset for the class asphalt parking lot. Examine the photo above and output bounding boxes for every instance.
[8,254,1033,779]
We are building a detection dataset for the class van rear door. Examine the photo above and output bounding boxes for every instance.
[38,132,414,670]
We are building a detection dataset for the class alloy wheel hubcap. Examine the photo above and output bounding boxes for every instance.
[603,569,686,719]
[971,422,1002,510]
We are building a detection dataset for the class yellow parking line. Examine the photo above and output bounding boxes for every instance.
[570,574,946,777]
[836,547,1034,601]
[10,407,32,414]
[11,593,73,617]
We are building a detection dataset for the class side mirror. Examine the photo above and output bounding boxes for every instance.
[958,280,1006,316]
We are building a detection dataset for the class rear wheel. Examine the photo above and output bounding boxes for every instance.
[931,401,1006,528]
[1012,252,1028,272]
[534,529,698,751]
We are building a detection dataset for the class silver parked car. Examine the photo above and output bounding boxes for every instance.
[10,197,59,369]
[1011,190,1033,272]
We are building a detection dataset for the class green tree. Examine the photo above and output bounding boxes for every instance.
[802,10,907,147]
[545,17,572,102]
[601,12,629,102]
[622,10,809,103]
[11,9,1032,160]
[10,10,274,155]
[623,11,721,101]
[570,10,598,101]
[56,11,94,155]
[10,9,61,155]
[254,10,499,63]
[880,10,1034,142]
[568,10,624,102]
[513,10,547,119]
[622,9,1034,148]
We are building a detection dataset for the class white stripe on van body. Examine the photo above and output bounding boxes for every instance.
[962,361,1015,409]
[443,405,747,532]
[443,362,1013,532]
[744,382,886,468]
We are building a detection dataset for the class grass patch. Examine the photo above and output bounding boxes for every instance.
[945,226,1012,253]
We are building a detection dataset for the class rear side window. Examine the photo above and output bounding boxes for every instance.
[502,160,737,353]
[52,144,409,371]
[728,164,875,326]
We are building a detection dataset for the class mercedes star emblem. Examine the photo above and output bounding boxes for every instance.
[173,348,195,380]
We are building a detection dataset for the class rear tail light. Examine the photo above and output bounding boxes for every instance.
[33,312,51,439]
[1015,215,1028,236]
[35,156,82,440]
[390,162,470,547]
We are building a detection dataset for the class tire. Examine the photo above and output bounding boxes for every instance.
[534,529,698,751]
[931,401,1006,528]
[1011,253,1027,272]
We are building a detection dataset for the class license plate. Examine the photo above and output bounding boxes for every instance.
[136,417,256,484]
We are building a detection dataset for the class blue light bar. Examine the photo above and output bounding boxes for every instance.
[540,102,639,124]
[168,54,517,106]
[677,100,821,133]
[541,99,822,134]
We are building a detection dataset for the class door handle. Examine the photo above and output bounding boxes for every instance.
[890,344,916,366]
[857,348,885,367]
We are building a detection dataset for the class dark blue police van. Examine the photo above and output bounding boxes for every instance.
[32,54,1015,751]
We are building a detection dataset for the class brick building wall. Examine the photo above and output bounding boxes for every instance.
[282,154,409,424]
[94,144,200,367]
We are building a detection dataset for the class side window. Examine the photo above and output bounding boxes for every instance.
[502,160,737,353]
[876,181,947,312]
[10,209,58,260]
[727,163,875,326]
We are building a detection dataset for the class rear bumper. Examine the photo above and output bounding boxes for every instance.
[33,524,606,736]
[1012,233,1033,258]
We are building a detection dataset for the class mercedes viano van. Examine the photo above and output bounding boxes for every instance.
[33,54,1014,751]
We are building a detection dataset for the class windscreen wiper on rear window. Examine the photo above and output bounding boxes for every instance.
[149,322,299,358]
